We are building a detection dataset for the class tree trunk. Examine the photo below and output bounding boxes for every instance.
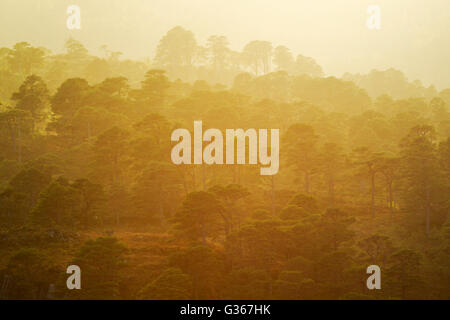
[305,172,310,194]
[220,212,231,238]
[237,166,241,185]
[370,172,375,217]
[181,169,189,195]
[202,164,206,190]
[201,221,206,245]
[159,192,165,226]
[271,175,275,215]
[388,180,393,215]
[328,175,335,207]
[17,122,22,163]
[426,184,431,235]
[87,120,92,140]
[192,166,196,191]
[113,155,118,186]
[8,119,17,160]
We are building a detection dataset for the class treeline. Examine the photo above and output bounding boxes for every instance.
[1,26,445,104]
[0,29,449,300]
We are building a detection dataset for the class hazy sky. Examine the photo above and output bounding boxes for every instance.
[1,0,449,89]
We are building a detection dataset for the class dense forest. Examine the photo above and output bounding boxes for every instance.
[0,26,449,300]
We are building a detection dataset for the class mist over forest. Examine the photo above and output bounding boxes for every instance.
[0,2,449,301]
[1,0,450,88]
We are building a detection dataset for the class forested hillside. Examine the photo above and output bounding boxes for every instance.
[0,26,449,300]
